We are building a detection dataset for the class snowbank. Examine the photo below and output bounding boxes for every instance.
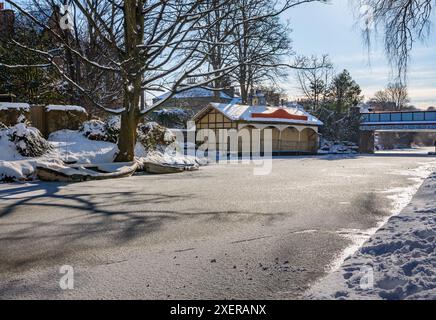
[307,171,436,300]
[0,123,56,181]
[0,160,36,182]
[318,140,359,154]
[0,159,62,182]
[0,123,52,160]
[48,130,118,164]
[0,130,23,161]
[1,126,203,182]
[45,105,87,113]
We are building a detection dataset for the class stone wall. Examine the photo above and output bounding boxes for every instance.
[45,110,88,135]
[0,108,29,126]
[359,131,375,154]
[1,103,88,136]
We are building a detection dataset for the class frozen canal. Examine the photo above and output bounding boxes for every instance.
[0,152,435,299]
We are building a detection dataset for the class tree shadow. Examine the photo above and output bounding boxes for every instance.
[0,180,287,274]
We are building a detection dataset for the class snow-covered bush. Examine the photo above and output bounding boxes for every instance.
[0,123,51,182]
[6,123,52,157]
[106,116,121,141]
[152,108,191,129]
[79,118,178,153]
[16,114,27,124]
[79,116,120,143]
[137,122,177,152]
[80,120,108,141]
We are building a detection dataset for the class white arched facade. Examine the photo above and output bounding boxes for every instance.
[238,123,318,134]
[238,123,319,153]
[194,107,321,154]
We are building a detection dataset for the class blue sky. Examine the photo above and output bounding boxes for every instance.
[282,0,436,109]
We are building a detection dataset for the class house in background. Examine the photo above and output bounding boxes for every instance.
[194,102,323,155]
[152,85,238,117]
[249,90,266,106]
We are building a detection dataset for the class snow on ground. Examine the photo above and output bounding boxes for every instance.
[0,160,43,182]
[326,163,434,272]
[307,168,436,300]
[376,147,435,155]
[48,129,118,164]
[0,123,59,181]
[1,126,203,182]
[318,140,359,154]
[0,129,24,161]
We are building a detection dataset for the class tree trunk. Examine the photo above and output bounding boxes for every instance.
[240,71,248,104]
[115,96,140,162]
[114,0,144,162]
[240,84,248,104]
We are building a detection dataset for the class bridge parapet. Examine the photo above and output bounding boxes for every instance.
[361,110,436,124]
[360,111,436,132]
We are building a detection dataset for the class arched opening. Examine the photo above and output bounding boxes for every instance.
[280,127,300,151]
[238,125,256,156]
[261,126,280,152]
[299,128,318,153]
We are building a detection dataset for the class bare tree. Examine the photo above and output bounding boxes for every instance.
[2,0,326,162]
[355,0,434,81]
[197,0,235,94]
[295,54,332,111]
[230,0,293,103]
[372,82,410,110]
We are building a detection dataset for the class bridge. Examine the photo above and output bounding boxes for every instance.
[359,110,436,153]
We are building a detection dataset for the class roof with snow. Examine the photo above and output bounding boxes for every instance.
[0,102,30,112]
[155,87,233,101]
[195,102,323,126]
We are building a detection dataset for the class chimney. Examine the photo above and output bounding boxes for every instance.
[0,3,15,37]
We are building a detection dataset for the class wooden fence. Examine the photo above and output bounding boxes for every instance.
[30,105,47,136]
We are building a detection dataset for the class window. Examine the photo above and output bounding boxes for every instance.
[380,114,391,122]
[402,113,413,121]
[391,113,402,121]
[369,114,379,122]
[413,112,424,121]
[197,109,235,130]
[425,112,436,121]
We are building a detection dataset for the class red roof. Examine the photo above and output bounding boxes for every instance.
[251,108,308,121]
